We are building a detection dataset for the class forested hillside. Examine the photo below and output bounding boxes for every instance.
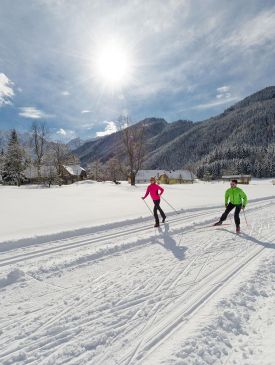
[73,86,275,178]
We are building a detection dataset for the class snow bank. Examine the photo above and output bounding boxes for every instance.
[0,179,274,243]
[156,252,275,365]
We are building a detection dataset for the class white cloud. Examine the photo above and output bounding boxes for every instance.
[56,128,77,141]
[81,110,91,114]
[0,73,14,106]
[194,96,239,110]
[57,128,67,136]
[217,86,230,93]
[216,86,232,100]
[96,121,118,137]
[81,122,95,130]
[61,90,70,96]
[223,7,275,49]
[19,107,54,119]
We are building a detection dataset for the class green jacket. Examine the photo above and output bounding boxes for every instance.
[225,187,247,207]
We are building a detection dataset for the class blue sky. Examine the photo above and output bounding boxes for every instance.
[0,0,275,142]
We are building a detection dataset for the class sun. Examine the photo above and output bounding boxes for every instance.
[94,39,133,88]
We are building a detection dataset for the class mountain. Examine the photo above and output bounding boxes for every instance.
[74,118,194,165]
[73,86,275,178]
[67,137,87,151]
[75,117,169,165]
[146,86,275,177]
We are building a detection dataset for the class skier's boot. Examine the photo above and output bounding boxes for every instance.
[213,221,222,226]
[162,216,166,223]
[154,223,160,228]
[236,226,240,234]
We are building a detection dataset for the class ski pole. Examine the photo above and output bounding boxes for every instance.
[142,198,153,215]
[161,196,179,214]
[243,208,248,226]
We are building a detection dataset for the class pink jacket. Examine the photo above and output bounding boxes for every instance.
[143,183,164,201]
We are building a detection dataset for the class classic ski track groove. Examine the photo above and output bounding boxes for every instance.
[88,224,263,364]
[0,200,270,269]
[119,225,269,365]
[0,225,268,362]
[0,199,273,365]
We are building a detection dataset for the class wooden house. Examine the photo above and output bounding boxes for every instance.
[134,170,195,184]
[61,165,87,184]
[222,175,251,184]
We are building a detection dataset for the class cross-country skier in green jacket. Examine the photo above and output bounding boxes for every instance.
[214,179,248,233]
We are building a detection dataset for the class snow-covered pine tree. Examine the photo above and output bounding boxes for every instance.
[0,148,4,181]
[2,129,29,186]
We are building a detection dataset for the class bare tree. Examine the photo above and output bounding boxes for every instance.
[120,116,146,185]
[47,142,79,180]
[87,160,104,181]
[105,157,122,183]
[31,121,48,181]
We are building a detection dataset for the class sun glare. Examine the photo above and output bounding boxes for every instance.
[94,40,132,88]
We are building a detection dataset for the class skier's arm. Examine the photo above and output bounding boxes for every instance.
[142,187,149,199]
[157,185,164,196]
[241,190,247,208]
[225,189,229,206]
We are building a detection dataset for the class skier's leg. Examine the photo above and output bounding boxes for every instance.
[153,200,160,224]
[234,204,242,227]
[157,200,166,220]
[220,203,234,222]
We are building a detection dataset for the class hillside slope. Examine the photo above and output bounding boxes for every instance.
[146,87,275,171]
[74,86,275,177]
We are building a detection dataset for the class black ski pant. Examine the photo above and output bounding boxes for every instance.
[153,199,166,224]
[220,203,242,227]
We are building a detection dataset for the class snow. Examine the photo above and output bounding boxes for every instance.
[0,179,274,243]
[0,179,275,364]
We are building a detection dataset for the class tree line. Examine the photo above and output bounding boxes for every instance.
[0,117,147,186]
[0,123,79,186]
[196,145,275,179]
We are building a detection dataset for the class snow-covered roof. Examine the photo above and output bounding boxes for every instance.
[136,170,194,181]
[165,170,194,180]
[222,175,251,179]
[135,170,166,180]
[63,165,86,176]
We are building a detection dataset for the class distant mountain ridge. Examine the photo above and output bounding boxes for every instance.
[73,117,194,166]
[145,86,275,175]
[2,86,274,178]
[73,86,275,177]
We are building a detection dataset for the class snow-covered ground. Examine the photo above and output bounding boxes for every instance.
[0,180,275,365]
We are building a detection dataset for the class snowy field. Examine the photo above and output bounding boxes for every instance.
[0,180,275,365]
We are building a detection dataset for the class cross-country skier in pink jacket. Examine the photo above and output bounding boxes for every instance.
[142,177,166,227]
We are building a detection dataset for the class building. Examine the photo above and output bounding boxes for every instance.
[133,170,195,184]
[23,164,87,185]
[222,175,251,184]
[61,165,87,184]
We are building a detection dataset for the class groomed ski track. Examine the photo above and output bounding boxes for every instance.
[1,196,275,365]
